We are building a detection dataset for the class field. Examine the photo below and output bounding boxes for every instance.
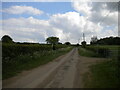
[2,43,72,79]
[78,45,120,88]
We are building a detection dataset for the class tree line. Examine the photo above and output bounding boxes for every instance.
[1,35,72,50]
[1,35,71,45]
[1,35,120,46]
[90,36,120,45]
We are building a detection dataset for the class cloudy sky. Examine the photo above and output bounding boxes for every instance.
[0,1,118,44]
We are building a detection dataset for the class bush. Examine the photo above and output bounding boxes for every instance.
[1,35,14,43]
[2,43,68,64]
[86,46,110,58]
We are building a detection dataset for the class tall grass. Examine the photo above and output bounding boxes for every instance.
[78,48,99,57]
[83,60,119,88]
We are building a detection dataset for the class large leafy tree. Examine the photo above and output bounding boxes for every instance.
[81,41,86,48]
[1,35,14,43]
[46,36,59,44]
[90,36,120,45]
[65,42,71,45]
[46,36,59,50]
[90,36,98,45]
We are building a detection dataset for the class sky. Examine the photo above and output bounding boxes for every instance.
[0,1,118,44]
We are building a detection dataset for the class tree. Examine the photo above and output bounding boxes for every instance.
[1,35,14,43]
[46,36,59,50]
[90,36,98,45]
[58,42,62,44]
[93,36,120,45]
[76,43,79,46]
[46,36,59,44]
[81,41,86,48]
[65,42,71,45]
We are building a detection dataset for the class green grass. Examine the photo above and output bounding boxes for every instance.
[79,45,119,59]
[3,47,72,80]
[78,47,99,57]
[78,45,120,88]
[86,45,120,59]
[83,60,119,88]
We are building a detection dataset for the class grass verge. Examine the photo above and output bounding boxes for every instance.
[78,47,99,57]
[78,46,119,88]
[83,60,119,88]
[3,47,72,80]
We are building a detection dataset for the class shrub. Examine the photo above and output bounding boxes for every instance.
[86,46,110,58]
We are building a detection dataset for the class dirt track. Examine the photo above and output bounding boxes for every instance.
[3,48,105,88]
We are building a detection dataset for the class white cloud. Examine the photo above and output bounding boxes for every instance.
[72,2,118,26]
[1,2,118,44]
[2,17,50,43]
[49,11,103,43]
[97,27,118,39]
[1,11,104,44]
[2,6,43,15]
[72,1,92,17]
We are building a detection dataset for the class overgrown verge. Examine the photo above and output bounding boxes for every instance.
[2,43,72,80]
[2,43,68,60]
[78,47,99,57]
[85,45,119,58]
[78,45,120,88]
[83,60,119,88]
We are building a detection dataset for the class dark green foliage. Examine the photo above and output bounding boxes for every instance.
[84,60,119,88]
[85,45,120,58]
[90,36,98,45]
[65,42,71,45]
[1,35,14,43]
[2,44,49,61]
[78,48,98,57]
[81,45,120,88]
[46,37,60,50]
[46,36,59,44]
[85,46,110,58]
[58,42,62,44]
[52,44,56,50]
[2,43,68,62]
[81,41,86,48]
[76,43,79,46]
[90,36,120,45]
